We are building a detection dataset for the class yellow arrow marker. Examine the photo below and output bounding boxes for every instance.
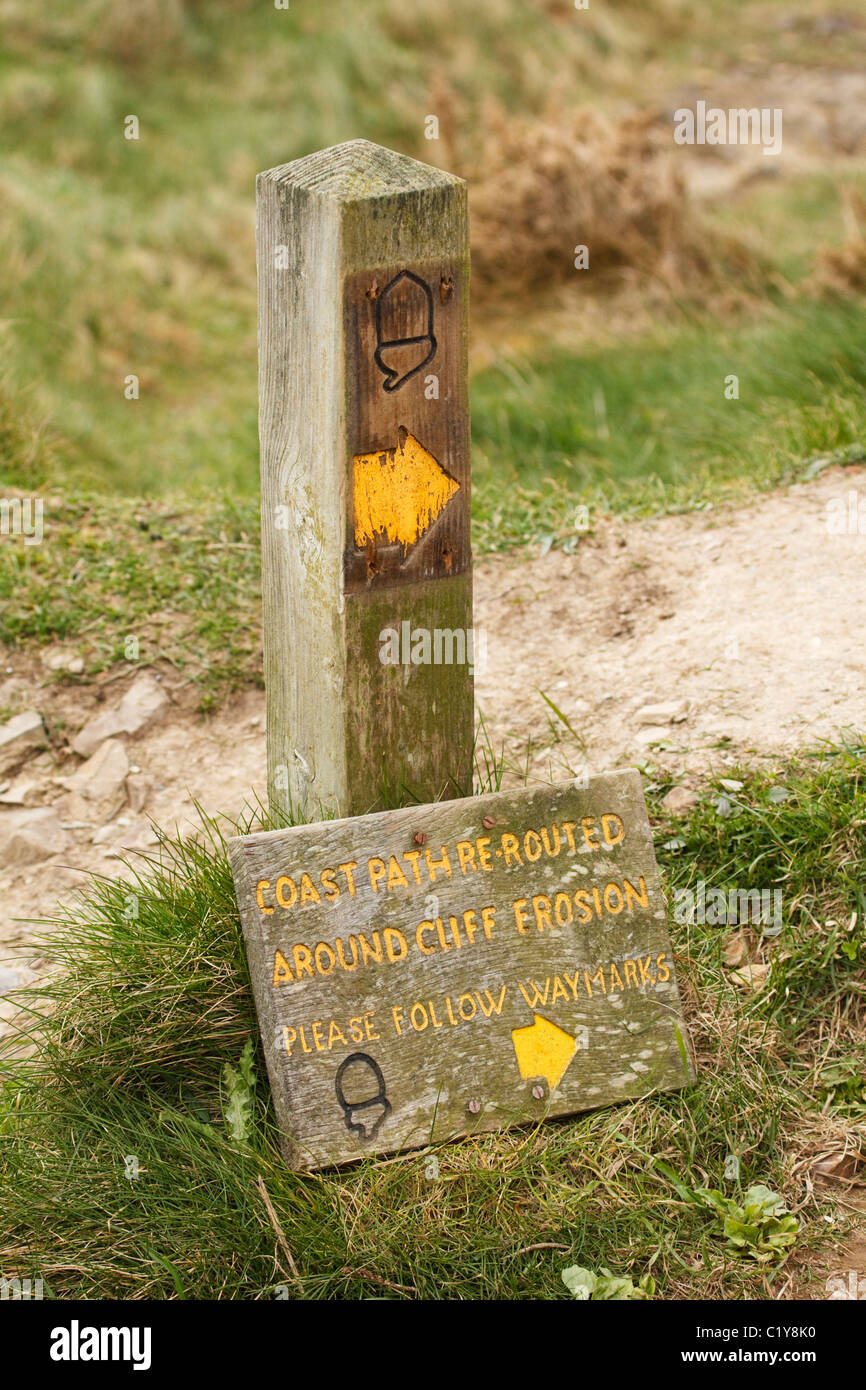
[511,1014,579,1091]
[353,428,459,550]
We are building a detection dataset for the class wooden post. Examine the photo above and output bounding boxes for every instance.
[257,140,473,822]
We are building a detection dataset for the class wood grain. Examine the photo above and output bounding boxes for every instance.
[257,140,472,821]
[229,769,694,1170]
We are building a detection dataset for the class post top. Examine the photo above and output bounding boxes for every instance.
[257,138,463,202]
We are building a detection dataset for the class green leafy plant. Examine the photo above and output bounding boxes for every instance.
[697,1185,799,1262]
[816,1058,866,1116]
[562,1265,655,1300]
[222,1040,257,1145]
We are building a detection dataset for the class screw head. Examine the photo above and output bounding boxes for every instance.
[414,831,427,846]
[531,1084,545,1101]
[467,1098,481,1115]
[482,816,495,830]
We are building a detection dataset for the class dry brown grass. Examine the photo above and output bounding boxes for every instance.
[454,99,762,302]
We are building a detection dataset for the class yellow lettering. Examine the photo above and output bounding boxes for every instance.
[501,832,522,866]
[256,879,275,914]
[601,813,625,846]
[540,824,561,857]
[386,855,409,890]
[299,872,321,906]
[475,836,493,870]
[359,932,382,966]
[320,867,340,902]
[272,949,293,986]
[338,861,358,896]
[314,941,336,975]
[574,890,593,924]
[624,876,650,911]
[416,920,437,954]
[292,944,314,979]
[532,894,552,932]
[368,857,387,892]
[456,840,477,874]
[581,817,600,849]
[275,875,296,909]
[523,829,542,861]
[513,898,530,934]
[383,927,408,962]
[603,882,624,914]
[425,845,452,881]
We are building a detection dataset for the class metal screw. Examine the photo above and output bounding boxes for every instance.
[414,831,427,845]
[482,816,495,829]
[467,1098,481,1115]
[531,1084,545,1101]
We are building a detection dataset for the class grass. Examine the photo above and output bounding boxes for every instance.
[0,0,863,499]
[1,297,863,710]
[472,298,866,548]
[0,493,262,710]
[0,739,863,1299]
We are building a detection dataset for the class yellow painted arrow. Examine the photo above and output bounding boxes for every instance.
[352,428,459,550]
[511,1013,579,1091]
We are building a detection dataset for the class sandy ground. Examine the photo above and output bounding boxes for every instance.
[2,464,864,954]
[1,464,864,1296]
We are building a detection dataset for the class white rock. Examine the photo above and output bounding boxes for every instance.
[636,701,688,726]
[60,738,129,818]
[0,773,41,806]
[0,710,47,775]
[635,725,672,745]
[72,674,169,757]
[126,772,153,814]
[661,784,699,815]
[43,648,85,674]
[0,807,69,866]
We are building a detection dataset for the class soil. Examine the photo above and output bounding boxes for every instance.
[1,464,864,1298]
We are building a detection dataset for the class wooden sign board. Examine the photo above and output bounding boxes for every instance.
[228,770,693,1170]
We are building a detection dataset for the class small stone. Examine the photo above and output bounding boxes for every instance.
[0,710,47,775]
[60,738,129,818]
[0,773,41,806]
[636,701,688,726]
[43,648,85,675]
[72,673,169,757]
[0,807,68,867]
[661,785,699,816]
[126,772,153,814]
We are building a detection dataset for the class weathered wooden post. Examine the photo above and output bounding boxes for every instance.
[257,139,473,821]
[230,139,694,1172]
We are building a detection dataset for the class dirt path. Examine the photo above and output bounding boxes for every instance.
[1,466,864,1298]
[2,464,864,963]
[475,464,866,786]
